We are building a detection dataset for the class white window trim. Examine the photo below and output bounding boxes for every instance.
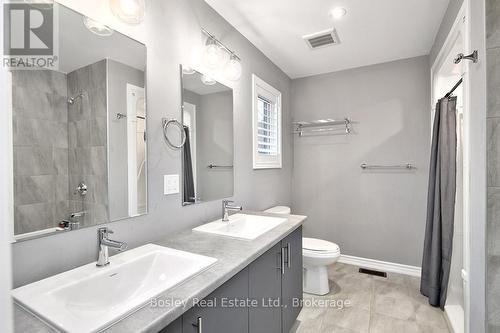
[252,74,282,169]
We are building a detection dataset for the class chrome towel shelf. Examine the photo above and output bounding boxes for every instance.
[293,118,352,137]
[360,163,415,170]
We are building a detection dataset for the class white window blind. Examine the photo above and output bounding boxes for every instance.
[252,74,282,169]
[257,96,278,155]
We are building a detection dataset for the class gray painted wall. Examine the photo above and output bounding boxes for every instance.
[291,56,431,267]
[107,59,145,221]
[430,0,465,66]
[11,0,292,287]
[183,89,201,107]
[486,0,500,331]
[197,91,234,201]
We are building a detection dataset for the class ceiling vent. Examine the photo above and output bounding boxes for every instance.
[303,28,341,49]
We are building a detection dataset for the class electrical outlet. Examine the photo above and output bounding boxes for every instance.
[164,175,179,195]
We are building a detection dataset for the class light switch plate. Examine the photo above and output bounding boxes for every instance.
[164,175,180,195]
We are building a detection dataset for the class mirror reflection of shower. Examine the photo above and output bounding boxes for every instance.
[67,91,85,105]
[124,84,147,217]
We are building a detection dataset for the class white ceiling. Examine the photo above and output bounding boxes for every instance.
[183,72,232,95]
[204,0,450,78]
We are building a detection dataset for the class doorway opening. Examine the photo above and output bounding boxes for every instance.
[431,3,471,332]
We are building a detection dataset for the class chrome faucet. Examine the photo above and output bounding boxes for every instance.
[222,200,242,222]
[96,227,127,267]
[59,211,85,230]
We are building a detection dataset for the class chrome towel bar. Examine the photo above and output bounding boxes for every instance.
[208,164,233,169]
[360,163,414,170]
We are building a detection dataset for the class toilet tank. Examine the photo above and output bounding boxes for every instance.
[264,206,291,215]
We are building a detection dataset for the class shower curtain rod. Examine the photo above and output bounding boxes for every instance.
[444,78,463,98]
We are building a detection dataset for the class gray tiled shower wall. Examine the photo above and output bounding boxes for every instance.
[12,70,69,234]
[67,60,109,228]
[486,0,500,331]
[12,59,108,234]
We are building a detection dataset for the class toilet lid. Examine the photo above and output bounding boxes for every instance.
[303,238,340,253]
[264,206,291,214]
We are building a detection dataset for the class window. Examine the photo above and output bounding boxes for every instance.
[252,74,282,169]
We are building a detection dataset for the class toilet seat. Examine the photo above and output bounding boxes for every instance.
[262,207,342,296]
[264,206,291,214]
[303,238,340,254]
[303,249,340,258]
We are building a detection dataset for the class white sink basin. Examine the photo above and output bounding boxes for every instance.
[12,244,217,333]
[193,213,287,240]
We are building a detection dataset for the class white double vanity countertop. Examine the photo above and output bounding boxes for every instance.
[14,212,306,333]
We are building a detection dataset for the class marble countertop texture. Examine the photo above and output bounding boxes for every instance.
[14,212,306,333]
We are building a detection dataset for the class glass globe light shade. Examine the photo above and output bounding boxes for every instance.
[109,0,145,25]
[225,55,242,81]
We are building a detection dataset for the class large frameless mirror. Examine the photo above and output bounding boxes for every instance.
[181,66,234,205]
[11,3,147,240]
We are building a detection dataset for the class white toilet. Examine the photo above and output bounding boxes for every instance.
[302,237,340,295]
[264,206,341,295]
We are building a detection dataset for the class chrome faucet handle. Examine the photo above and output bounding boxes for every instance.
[221,200,242,222]
[98,227,113,239]
[96,227,126,267]
[222,200,231,211]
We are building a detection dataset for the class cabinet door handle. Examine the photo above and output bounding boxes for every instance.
[192,317,202,333]
[286,242,291,269]
[281,248,286,275]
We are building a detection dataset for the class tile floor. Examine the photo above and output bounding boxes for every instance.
[292,263,450,333]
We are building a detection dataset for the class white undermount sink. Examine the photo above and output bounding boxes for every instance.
[12,244,217,333]
[193,213,287,240]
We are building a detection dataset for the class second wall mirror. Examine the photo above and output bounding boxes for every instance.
[181,66,234,205]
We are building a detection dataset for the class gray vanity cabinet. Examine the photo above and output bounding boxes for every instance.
[160,227,303,333]
[248,226,303,333]
[182,268,249,333]
[248,243,283,333]
[281,227,303,333]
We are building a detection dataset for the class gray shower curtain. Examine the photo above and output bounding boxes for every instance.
[420,97,457,309]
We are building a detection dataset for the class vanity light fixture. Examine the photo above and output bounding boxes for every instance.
[202,28,242,81]
[203,37,223,69]
[330,7,347,19]
[225,54,242,81]
[83,17,114,37]
[109,0,145,25]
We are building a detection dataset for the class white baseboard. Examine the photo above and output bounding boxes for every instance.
[338,254,421,277]
[444,304,465,333]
